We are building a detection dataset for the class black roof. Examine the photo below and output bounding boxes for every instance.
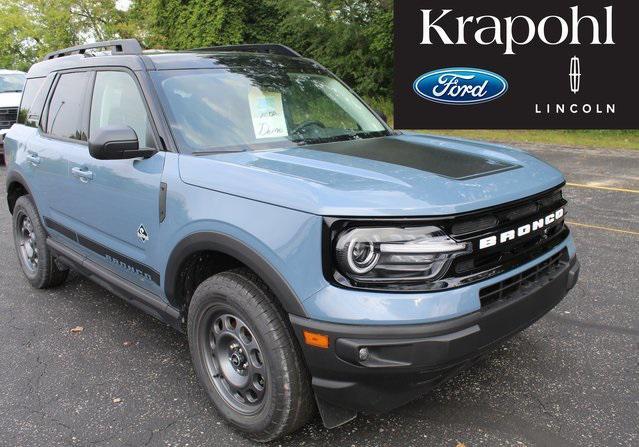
[28,39,313,78]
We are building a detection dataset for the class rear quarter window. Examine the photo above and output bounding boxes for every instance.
[18,77,47,127]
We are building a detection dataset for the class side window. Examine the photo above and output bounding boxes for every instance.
[90,71,156,149]
[46,72,89,140]
[18,77,46,127]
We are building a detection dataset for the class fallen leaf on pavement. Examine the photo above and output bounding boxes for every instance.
[70,326,84,334]
[112,397,122,404]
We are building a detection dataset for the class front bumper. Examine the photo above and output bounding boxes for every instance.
[290,253,579,418]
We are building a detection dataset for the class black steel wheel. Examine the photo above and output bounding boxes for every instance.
[204,311,268,414]
[16,213,39,275]
[12,195,69,288]
[187,268,314,442]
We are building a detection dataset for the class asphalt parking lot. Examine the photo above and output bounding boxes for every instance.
[0,143,637,447]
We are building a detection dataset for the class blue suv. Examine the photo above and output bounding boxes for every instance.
[4,39,579,441]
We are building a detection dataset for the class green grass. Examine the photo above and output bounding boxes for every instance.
[421,130,639,150]
[362,97,639,150]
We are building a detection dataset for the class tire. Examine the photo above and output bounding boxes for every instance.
[0,153,5,166]
[187,268,314,442]
[12,195,69,289]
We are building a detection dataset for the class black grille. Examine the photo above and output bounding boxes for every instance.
[479,248,568,308]
[451,215,498,236]
[449,189,564,238]
[448,187,568,282]
[0,107,18,130]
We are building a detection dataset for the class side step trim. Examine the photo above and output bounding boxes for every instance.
[47,238,183,331]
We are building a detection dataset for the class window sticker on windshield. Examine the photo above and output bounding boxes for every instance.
[248,88,288,139]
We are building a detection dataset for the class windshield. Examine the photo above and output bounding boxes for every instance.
[0,73,26,94]
[151,67,388,153]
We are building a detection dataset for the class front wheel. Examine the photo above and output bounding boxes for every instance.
[187,269,314,442]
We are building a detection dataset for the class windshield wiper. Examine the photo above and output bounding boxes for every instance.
[352,130,390,139]
[291,133,359,146]
[294,129,392,145]
[0,90,23,93]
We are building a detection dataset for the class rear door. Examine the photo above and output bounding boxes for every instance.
[28,71,92,251]
[11,75,51,209]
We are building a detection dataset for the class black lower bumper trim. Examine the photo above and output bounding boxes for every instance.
[291,254,579,414]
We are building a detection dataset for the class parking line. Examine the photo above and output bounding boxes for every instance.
[567,220,639,236]
[566,182,639,194]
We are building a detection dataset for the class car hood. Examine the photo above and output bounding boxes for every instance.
[0,92,22,108]
[178,133,565,216]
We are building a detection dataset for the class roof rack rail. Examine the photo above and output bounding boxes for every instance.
[43,39,143,61]
[189,44,302,58]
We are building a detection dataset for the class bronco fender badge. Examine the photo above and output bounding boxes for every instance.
[137,224,149,243]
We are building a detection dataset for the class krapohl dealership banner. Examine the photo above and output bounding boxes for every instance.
[394,1,637,129]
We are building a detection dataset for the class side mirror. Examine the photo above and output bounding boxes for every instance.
[375,109,388,124]
[89,125,156,160]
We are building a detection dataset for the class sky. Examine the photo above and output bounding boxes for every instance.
[116,0,131,11]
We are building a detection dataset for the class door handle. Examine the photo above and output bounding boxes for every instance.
[26,153,41,167]
[71,167,94,183]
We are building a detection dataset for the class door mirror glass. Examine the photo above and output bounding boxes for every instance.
[89,125,154,160]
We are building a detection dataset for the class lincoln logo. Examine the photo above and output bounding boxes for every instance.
[479,208,565,249]
[570,56,581,94]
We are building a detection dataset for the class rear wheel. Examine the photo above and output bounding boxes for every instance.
[12,195,69,288]
[187,269,314,442]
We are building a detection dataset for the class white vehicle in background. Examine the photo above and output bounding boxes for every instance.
[0,70,26,164]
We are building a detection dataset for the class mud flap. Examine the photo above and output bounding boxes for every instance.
[315,396,357,429]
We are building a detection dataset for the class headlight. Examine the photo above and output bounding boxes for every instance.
[334,226,470,289]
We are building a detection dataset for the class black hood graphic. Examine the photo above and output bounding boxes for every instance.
[185,133,564,217]
[305,136,520,180]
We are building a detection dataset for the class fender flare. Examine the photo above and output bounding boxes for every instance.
[6,170,34,213]
[164,232,308,317]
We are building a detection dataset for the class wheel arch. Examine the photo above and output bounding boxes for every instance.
[165,232,308,318]
[6,170,34,214]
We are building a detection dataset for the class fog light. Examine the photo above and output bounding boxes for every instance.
[358,347,369,361]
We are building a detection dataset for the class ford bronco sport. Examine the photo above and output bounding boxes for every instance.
[4,39,579,441]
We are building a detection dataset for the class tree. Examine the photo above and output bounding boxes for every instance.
[2,0,394,99]
[0,0,131,71]
[276,0,393,98]
[128,0,285,49]
[128,0,393,98]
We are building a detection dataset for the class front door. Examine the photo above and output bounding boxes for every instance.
[65,69,165,295]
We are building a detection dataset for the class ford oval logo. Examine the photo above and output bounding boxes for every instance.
[413,68,508,105]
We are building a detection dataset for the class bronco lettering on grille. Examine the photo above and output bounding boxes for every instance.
[479,208,564,250]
